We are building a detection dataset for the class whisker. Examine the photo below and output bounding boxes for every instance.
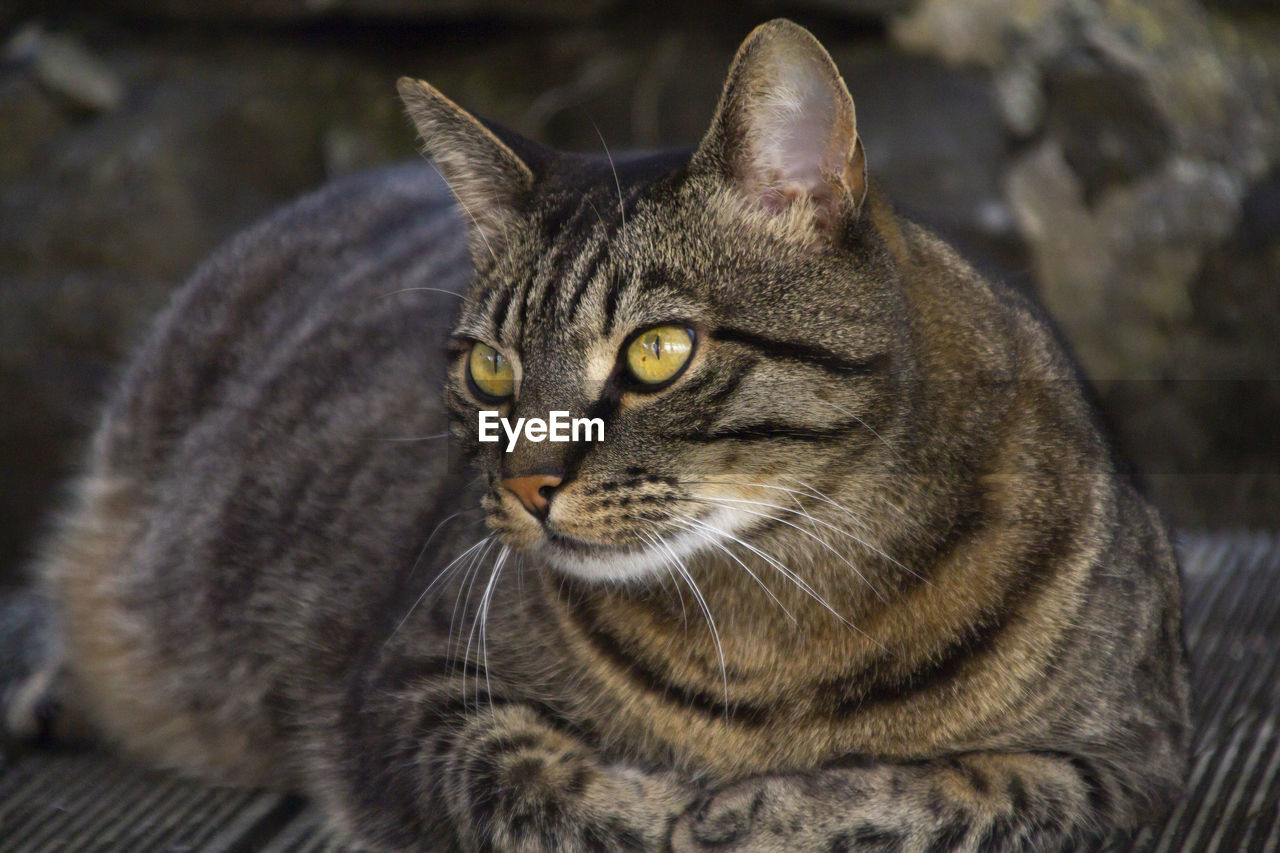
[813,398,904,462]
[672,512,883,650]
[693,495,926,585]
[686,497,887,602]
[681,478,878,529]
[387,534,493,643]
[448,535,498,674]
[373,286,472,304]
[371,433,451,442]
[662,518,795,623]
[639,530,688,630]
[660,542,729,712]
[781,475,913,523]
[404,509,472,583]
[591,120,626,232]
[469,544,510,716]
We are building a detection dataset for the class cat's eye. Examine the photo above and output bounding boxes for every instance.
[625,326,695,387]
[467,342,514,402]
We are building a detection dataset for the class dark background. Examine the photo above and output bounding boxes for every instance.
[2,0,1278,588]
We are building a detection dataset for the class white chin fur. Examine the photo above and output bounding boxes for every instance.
[539,506,748,583]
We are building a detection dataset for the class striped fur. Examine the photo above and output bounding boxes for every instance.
[5,19,1188,853]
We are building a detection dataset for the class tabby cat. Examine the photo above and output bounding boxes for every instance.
[4,19,1189,852]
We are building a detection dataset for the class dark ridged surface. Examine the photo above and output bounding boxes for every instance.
[1,533,1276,851]
[1132,533,1280,853]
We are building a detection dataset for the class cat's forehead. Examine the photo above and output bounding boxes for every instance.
[459,183,704,348]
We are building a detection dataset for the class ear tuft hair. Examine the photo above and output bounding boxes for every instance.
[397,77,534,267]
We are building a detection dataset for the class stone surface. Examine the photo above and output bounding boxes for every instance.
[5,24,124,112]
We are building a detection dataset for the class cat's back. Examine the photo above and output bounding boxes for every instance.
[42,163,475,784]
[101,163,466,477]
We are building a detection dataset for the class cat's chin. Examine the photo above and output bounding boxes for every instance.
[534,534,661,583]
[534,509,746,584]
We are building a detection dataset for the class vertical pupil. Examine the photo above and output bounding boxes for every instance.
[649,334,661,360]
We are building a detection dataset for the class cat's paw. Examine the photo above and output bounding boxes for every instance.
[485,758,692,852]
[669,774,862,853]
[670,777,791,852]
[446,704,695,852]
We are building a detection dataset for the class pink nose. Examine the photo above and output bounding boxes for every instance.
[502,475,563,517]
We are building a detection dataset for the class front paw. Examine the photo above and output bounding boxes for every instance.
[670,778,790,852]
[476,756,693,852]
[445,706,696,852]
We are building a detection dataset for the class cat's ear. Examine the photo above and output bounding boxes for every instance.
[397,77,534,266]
[693,19,867,231]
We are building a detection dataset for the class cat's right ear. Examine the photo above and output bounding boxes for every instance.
[398,78,534,268]
[691,20,867,238]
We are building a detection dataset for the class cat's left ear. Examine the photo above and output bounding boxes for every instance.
[693,19,867,231]
[398,77,534,268]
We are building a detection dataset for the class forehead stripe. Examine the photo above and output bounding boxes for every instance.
[488,278,518,337]
[534,194,595,323]
[562,234,611,325]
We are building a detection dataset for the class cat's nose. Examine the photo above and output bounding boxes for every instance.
[502,474,563,518]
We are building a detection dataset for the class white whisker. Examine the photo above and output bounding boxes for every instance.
[814,398,904,462]
[662,546,729,713]
[373,286,471,304]
[640,531,688,630]
[592,121,626,232]
[672,512,883,650]
[470,544,510,716]
[663,518,795,623]
[694,495,925,585]
[682,478,878,529]
[687,497,887,602]
[448,535,497,672]
[388,533,492,643]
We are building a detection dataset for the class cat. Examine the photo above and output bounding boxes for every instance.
[2,18,1189,852]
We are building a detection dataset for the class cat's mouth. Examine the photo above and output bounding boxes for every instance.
[520,505,750,583]
[544,530,622,556]
[534,528,660,581]
[541,528,666,566]
[489,484,748,582]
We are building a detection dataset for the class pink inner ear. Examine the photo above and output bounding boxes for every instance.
[738,57,855,222]
[752,73,845,198]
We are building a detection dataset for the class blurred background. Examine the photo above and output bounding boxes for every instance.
[1,0,1278,588]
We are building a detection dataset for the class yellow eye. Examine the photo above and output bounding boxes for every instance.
[625,326,694,387]
[467,342,514,401]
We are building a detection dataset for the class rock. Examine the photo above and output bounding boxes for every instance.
[4,24,124,113]
[0,73,70,180]
[832,48,1026,282]
[993,58,1044,139]
[1113,167,1280,527]
[1043,58,1172,203]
